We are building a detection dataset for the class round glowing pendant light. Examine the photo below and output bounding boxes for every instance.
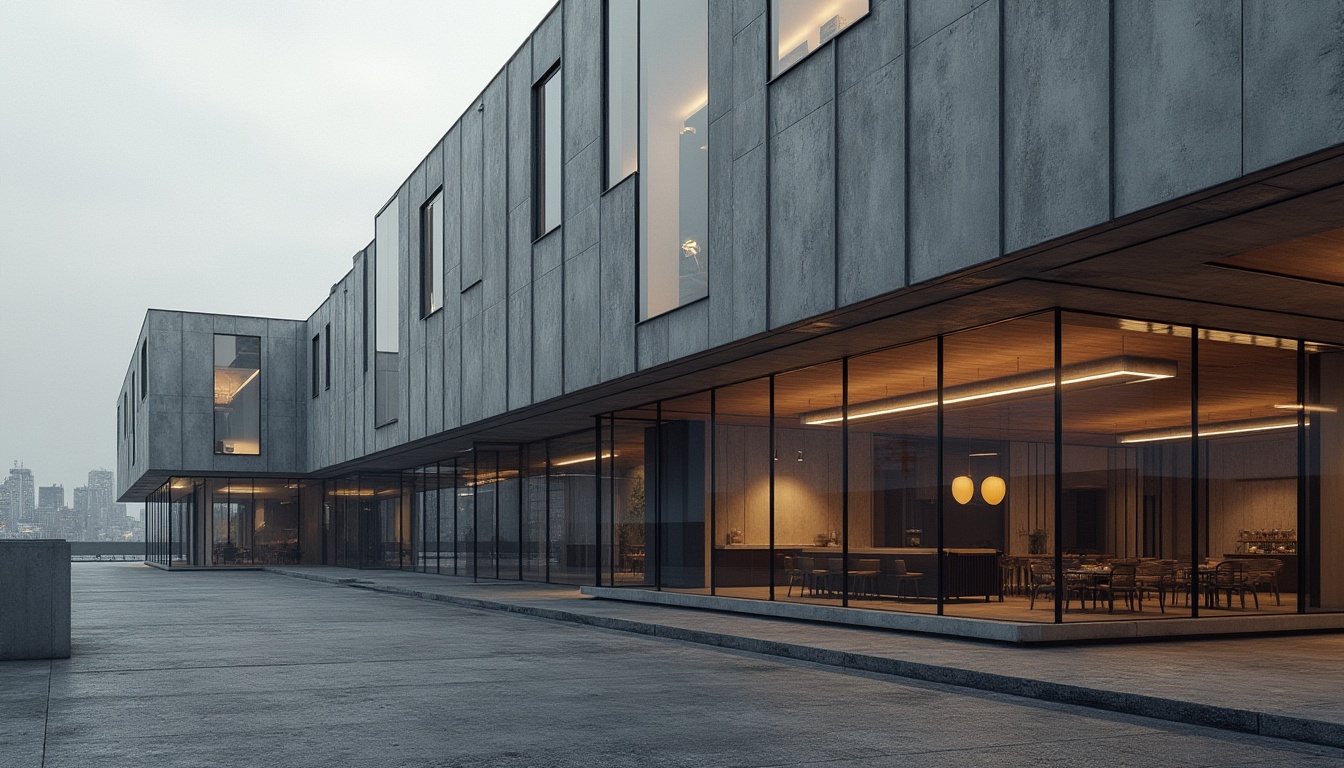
[951,475,975,505]
[980,475,1007,506]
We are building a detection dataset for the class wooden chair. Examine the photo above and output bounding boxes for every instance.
[849,558,881,598]
[891,559,923,599]
[1246,559,1283,606]
[1206,560,1259,609]
[1098,563,1141,613]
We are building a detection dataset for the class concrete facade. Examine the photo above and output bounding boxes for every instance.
[116,0,1344,500]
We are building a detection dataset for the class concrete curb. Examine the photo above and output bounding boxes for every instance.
[261,568,1344,750]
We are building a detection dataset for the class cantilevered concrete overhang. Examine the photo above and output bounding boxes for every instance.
[311,143,1344,478]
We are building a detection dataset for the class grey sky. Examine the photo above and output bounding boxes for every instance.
[0,0,556,501]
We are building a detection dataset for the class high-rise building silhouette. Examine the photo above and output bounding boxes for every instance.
[87,469,115,537]
[5,465,36,527]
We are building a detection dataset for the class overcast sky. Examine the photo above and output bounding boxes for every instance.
[0,0,556,502]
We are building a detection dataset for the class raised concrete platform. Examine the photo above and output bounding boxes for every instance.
[581,585,1344,643]
[0,540,71,660]
[259,566,1344,749]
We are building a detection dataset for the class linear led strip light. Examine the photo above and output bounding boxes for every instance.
[1118,416,1305,445]
[800,355,1178,426]
[551,451,616,467]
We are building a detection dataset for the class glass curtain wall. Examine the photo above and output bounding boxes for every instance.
[549,431,599,585]
[774,363,844,606]
[601,411,655,586]
[1308,344,1344,611]
[522,444,549,582]
[656,393,712,593]
[712,378,772,598]
[213,334,261,455]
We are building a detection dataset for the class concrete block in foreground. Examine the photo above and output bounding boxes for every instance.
[0,540,71,660]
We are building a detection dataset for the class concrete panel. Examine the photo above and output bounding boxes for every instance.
[461,105,484,289]
[482,300,508,417]
[599,176,637,381]
[426,310,444,434]
[837,56,905,305]
[910,0,985,47]
[837,0,905,93]
[1004,0,1109,252]
[770,105,836,326]
[733,0,763,33]
[182,411,213,469]
[668,297,711,361]
[1113,0,1241,216]
[509,201,532,295]
[266,335,297,405]
[732,144,768,338]
[443,328,462,430]
[563,196,599,259]
[268,414,297,472]
[564,245,601,392]
[710,0,735,123]
[508,287,533,410]
[533,227,563,284]
[425,140,444,196]
[443,126,463,279]
[234,316,266,338]
[0,541,69,660]
[637,312,670,370]
[181,331,213,400]
[508,44,533,211]
[563,141,601,241]
[483,75,509,308]
[147,309,182,331]
[460,308,484,426]
[461,275,484,322]
[769,45,834,136]
[181,312,214,334]
[1243,0,1344,172]
[149,328,181,397]
[533,6,563,80]
[732,15,766,157]
[563,0,601,161]
[908,0,1000,282]
[708,115,735,347]
[532,265,564,402]
[148,408,182,472]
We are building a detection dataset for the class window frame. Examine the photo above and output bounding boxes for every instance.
[140,339,147,401]
[420,189,444,318]
[768,0,871,80]
[311,334,321,399]
[533,62,564,240]
[324,323,332,390]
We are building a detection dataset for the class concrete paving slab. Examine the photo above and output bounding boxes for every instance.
[5,563,1343,768]
[259,565,1344,749]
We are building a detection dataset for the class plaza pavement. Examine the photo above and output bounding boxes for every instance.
[2,562,1342,767]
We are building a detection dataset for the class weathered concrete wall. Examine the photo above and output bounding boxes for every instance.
[0,540,71,660]
[118,0,1344,490]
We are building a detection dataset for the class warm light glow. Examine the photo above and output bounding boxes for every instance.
[951,476,974,505]
[981,476,1006,506]
[801,356,1177,425]
[551,451,616,467]
[1118,416,1302,444]
[328,489,376,497]
[213,367,259,406]
[1274,403,1338,413]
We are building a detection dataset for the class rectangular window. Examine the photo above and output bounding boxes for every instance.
[421,190,443,317]
[606,0,638,187]
[639,0,709,320]
[375,197,400,426]
[311,334,321,398]
[324,324,332,390]
[214,334,261,455]
[534,65,563,238]
[771,0,870,77]
[140,340,148,400]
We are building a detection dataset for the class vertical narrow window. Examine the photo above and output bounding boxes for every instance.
[606,0,638,187]
[421,190,444,317]
[311,334,321,398]
[214,334,262,455]
[362,255,369,373]
[771,0,870,77]
[324,323,332,390]
[374,197,400,426]
[639,0,709,320]
[534,65,563,238]
[140,339,148,400]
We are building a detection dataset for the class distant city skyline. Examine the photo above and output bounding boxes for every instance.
[1,462,136,540]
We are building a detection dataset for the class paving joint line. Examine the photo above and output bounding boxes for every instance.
[262,568,1344,750]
